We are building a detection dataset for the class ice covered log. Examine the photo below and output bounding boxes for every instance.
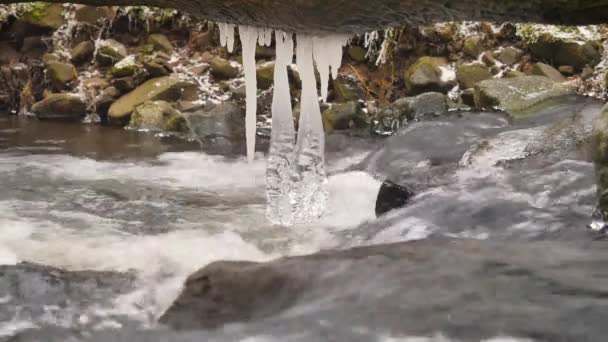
[4,0,608,33]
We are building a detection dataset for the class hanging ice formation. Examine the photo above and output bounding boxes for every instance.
[217,23,349,225]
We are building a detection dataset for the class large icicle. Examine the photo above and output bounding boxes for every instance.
[266,31,296,225]
[218,23,236,53]
[239,25,260,163]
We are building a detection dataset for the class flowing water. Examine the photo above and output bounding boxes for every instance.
[0,96,607,342]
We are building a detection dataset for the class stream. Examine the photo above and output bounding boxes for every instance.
[1,95,607,342]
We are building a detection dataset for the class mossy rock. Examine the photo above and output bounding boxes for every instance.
[108,75,197,119]
[96,39,127,66]
[70,40,95,65]
[130,100,188,132]
[209,57,240,80]
[256,62,274,90]
[322,101,367,130]
[463,35,484,58]
[32,93,86,120]
[147,33,173,54]
[74,5,116,24]
[20,3,65,30]
[474,76,575,118]
[46,61,77,88]
[347,46,367,63]
[42,53,60,65]
[110,56,142,78]
[456,62,493,89]
[404,56,454,95]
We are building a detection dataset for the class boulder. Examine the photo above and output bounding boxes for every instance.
[74,5,116,24]
[256,61,274,90]
[209,57,240,80]
[558,65,576,76]
[404,56,455,95]
[20,3,65,30]
[347,46,367,62]
[187,63,210,75]
[108,75,197,120]
[321,101,367,130]
[0,42,20,65]
[474,76,575,117]
[129,100,188,132]
[372,92,447,135]
[463,35,484,58]
[375,180,415,217]
[147,33,173,53]
[496,46,523,66]
[455,62,493,89]
[185,101,244,144]
[110,55,141,78]
[46,61,77,88]
[331,75,363,102]
[70,41,95,64]
[31,93,86,120]
[42,53,60,65]
[530,62,566,82]
[95,39,127,66]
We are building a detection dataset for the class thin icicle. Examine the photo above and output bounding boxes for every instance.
[266,31,296,224]
[218,22,235,52]
[239,25,260,163]
[313,34,349,102]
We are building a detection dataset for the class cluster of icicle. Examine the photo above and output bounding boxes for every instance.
[218,23,349,225]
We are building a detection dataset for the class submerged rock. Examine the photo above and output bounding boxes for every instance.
[474,76,575,118]
[108,75,197,120]
[31,93,86,120]
[375,180,415,217]
[130,100,188,132]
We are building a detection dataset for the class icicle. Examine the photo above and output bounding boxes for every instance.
[312,35,349,102]
[239,25,260,163]
[218,23,235,52]
[266,31,296,224]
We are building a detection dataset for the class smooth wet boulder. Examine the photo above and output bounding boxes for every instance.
[130,100,188,132]
[147,33,174,53]
[531,62,566,82]
[95,39,128,66]
[455,62,493,89]
[31,93,86,120]
[70,40,95,64]
[375,180,415,217]
[463,35,484,58]
[209,57,240,80]
[474,76,575,118]
[404,56,455,95]
[74,5,116,24]
[184,101,245,147]
[108,75,197,120]
[46,61,77,88]
[19,3,65,30]
[322,101,367,130]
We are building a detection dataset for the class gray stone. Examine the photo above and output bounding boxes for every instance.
[404,57,455,95]
[147,33,174,53]
[71,41,96,64]
[455,62,493,89]
[129,100,188,132]
[322,101,367,130]
[496,46,523,66]
[531,62,566,82]
[32,93,86,120]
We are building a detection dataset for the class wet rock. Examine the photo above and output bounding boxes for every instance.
[209,57,240,80]
[404,56,455,95]
[347,46,367,63]
[70,40,95,65]
[463,35,484,58]
[187,63,210,75]
[143,57,172,77]
[372,92,447,135]
[95,39,128,66]
[480,51,496,67]
[256,61,274,90]
[559,65,576,76]
[322,101,367,130]
[46,61,77,88]
[93,86,120,122]
[20,3,65,30]
[74,5,116,25]
[32,93,86,120]
[111,55,141,78]
[0,42,20,65]
[375,180,415,217]
[130,100,188,132]
[461,88,476,106]
[112,75,139,93]
[455,62,492,89]
[148,33,174,53]
[495,46,523,66]
[331,75,363,102]
[474,76,575,118]
[505,70,526,78]
[42,53,60,65]
[531,62,566,82]
[191,31,212,52]
[185,101,245,146]
[108,75,197,120]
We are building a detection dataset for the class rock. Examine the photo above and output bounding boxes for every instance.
[177,100,205,112]
[185,101,244,145]
[372,92,447,135]
[256,45,275,60]
[505,70,526,78]
[70,41,95,64]
[375,180,415,217]
[130,100,188,132]
[95,39,127,66]
[21,36,47,57]
[322,101,367,130]
[93,86,120,122]
[143,58,172,77]
[191,31,211,52]
[209,57,240,80]
[461,88,476,106]
[0,42,20,65]
[331,75,363,102]
[474,76,575,118]
[582,66,595,79]
[108,75,197,120]
[32,93,86,120]
[147,33,173,53]
[348,46,367,62]
[112,76,139,93]
[111,55,141,78]
[480,51,496,67]
[74,5,116,24]
[42,53,60,65]
[530,62,566,82]
[592,105,608,219]
[187,63,209,75]
[558,65,576,76]
[404,56,455,95]
[455,62,493,89]
[256,61,274,90]
[496,46,523,66]
[46,61,77,88]
[20,3,65,30]
[463,35,484,58]
[434,22,459,42]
